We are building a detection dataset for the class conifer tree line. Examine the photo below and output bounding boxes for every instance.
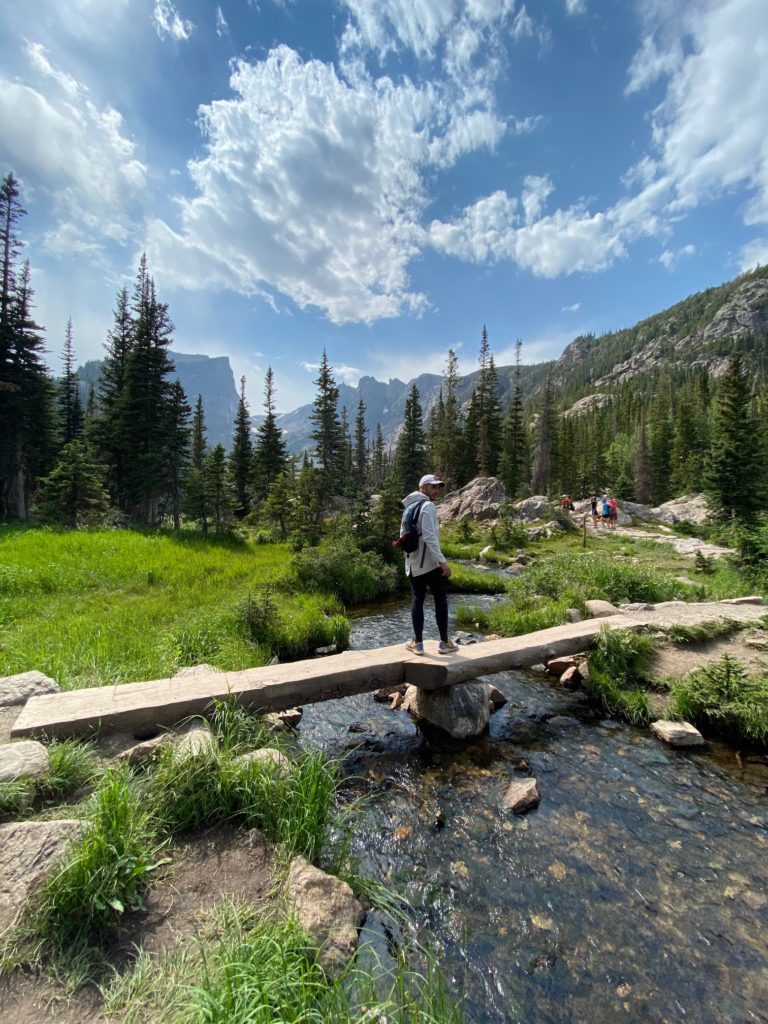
[2,169,766,529]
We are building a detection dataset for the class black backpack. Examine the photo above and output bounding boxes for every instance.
[392,501,423,553]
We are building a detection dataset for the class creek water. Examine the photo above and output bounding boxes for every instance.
[298,589,768,1024]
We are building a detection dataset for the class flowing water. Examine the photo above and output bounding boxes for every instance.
[298,591,768,1024]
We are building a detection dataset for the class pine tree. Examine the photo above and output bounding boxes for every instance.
[393,383,426,492]
[58,318,83,446]
[706,352,764,519]
[163,380,191,530]
[184,394,210,532]
[96,286,134,505]
[309,350,342,501]
[262,474,294,538]
[204,443,234,531]
[633,415,654,503]
[499,339,528,498]
[34,439,111,529]
[252,366,288,501]
[229,376,253,518]
[474,328,502,476]
[353,399,368,492]
[339,405,354,495]
[531,374,559,495]
[369,423,386,491]
[437,349,464,487]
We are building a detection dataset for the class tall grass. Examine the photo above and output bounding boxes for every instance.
[103,899,465,1024]
[0,740,102,822]
[583,627,657,725]
[670,655,768,746]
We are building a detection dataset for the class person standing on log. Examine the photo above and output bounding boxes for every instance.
[402,474,458,656]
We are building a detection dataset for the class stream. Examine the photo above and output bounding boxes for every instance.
[297,589,768,1024]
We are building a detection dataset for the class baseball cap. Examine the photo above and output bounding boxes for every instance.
[419,474,445,487]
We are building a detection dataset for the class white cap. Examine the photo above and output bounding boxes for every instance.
[419,474,445,487]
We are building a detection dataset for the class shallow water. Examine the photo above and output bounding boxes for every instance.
[299,594,768,1024]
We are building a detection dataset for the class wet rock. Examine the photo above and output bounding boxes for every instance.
[547,715,580,727]
[172,663,221,678]
[488,685,508,710]
[0,671,59,709]
[117,732,174,765]
[650,720,706,748]
[514,759,530,773]
[0,820,83,936]
[263,707,303,730]
[314,644,338,656]
[0,740,50,782]
[559,666,582,689]
[584,599,620,618]
[373,684,408,703]
[403,682,491,739]
[175,721,216,758]
[565,608,583,623]
[236,747,291,774]
[546,655,579,678]
[503,777,541,814]
[285,856,365,976]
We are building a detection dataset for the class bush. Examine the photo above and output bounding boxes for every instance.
[292,542,398,605]
[670,655,768,746]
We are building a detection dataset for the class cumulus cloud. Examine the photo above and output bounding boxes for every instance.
[153,0,194,42]
[565,0,586,15]
[741,237,768,270]
[0,44,146,255]
[658,243,695,270]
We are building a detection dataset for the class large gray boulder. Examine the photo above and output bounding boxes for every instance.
[0,740,50,782]
[285,856,365,976]
[513,495,554,521]
[0,671,59,709]
[402,681,491,739]
[652,493,711,525]
[436,476,506,522]
[0,820,82,935]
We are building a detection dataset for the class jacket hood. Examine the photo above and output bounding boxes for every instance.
[402,491,429,509]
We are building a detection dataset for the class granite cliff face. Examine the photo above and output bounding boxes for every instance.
[77,352,239,450]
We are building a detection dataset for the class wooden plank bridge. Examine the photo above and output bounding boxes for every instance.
[10,599,765,740]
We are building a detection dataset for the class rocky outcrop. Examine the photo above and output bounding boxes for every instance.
[563,393,611,418]
[513,495,554,521]
[402,681,491,739]
[285,857,365,975]
[0,671,59,709]
[0,820,83,935]
[437,476,506,522]
[652,493,711,525]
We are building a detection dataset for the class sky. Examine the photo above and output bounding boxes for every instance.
[1,0,768,412]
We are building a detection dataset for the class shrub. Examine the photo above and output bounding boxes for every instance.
[670,655,768,746]
[292,542,398,605]
[583,626,656,725]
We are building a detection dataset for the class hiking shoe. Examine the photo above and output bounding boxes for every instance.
[438,640,459,654]
[405,640,424,655]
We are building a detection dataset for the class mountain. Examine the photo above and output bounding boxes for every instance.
[275,362,554,454]
[77,352,239,450]
[551,265,768,411]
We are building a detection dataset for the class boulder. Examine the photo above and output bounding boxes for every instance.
[314,644,338,656]
[175,721,216,758]
[513,495,554,521]
[0,820,83,936]
[652,493,711,525]
[0,740,50,782]
[650,720,706,748]
[565,608,583,623]
[584,599,620,618]
[285,856,365,975]
[236,747,291,774]
[402,682,491,739]
[619,500,655,521]
[0,671,59,709]
[373,684,407,703]
[503,778,541,814]
[436,476,506,522]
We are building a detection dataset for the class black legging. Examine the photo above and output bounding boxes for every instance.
[410,568,449,643]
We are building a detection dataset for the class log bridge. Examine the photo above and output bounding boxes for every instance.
[10,598,765,740]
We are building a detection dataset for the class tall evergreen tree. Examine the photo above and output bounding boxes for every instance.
[204,443,234,530]
[531,374,559,496]
[229,375,253,518]
[353,399,368,492]
[309,351,342,500]
[96,286,134,505]
[252,366,288,501]
[163,380,191,530]
[633,415,654,503]
[500,339,528,498]
[369,423,386,492]
[58,318,83,446]
[184,394,210,533]
[475,329,502,476]
[432,349,464,487]
[393,383,426,492]
[706,352,764,519]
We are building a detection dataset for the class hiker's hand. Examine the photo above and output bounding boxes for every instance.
[440,562,452,578]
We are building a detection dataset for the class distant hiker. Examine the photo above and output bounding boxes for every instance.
[601,495,610,525]
[401,474,458,656]
[608,497,618,530]
[590,495,598,527]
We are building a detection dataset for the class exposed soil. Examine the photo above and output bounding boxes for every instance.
[649,630,768,681]
[0,824,275,1024]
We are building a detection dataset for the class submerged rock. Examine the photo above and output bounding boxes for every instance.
[503,777,541,814]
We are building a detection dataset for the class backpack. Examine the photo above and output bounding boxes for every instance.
[392,501,423,553]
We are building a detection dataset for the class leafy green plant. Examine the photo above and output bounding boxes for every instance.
[670,655,768,745]
[583,626,657,725]
[292,542,398,605]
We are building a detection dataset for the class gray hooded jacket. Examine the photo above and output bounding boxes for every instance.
[401,491,446,577]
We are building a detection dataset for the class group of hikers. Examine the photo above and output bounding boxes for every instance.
[400,475,624,654]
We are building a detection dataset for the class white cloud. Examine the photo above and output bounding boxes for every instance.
[153,0,194,42]
[658,243,695,270]
[0,46,146,253]
[740,237,768,270]
[510,113,544,134]
[521,174,554,224]
[565,0,586,15]
[215,6,229,37]
[625,35,682,95]
[561,301,581,312]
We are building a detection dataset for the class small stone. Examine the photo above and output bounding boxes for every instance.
[314,645,338,656]
[263,707,303,730]
[565,608,583,623]
[650,720,706,748]
[621,602,655,612]
[559,666,582,690]
[503,777,540,814]
[236,747,291,774]
[175,721,216,757]
[584,599,620,618]
[0,671,59,709]
[484,634,503,641]
[285,856,365,976]
[488,685,508,709]
[546,656,579,678]
[117,732,174,765]
[0,740,50,782]
[514,759,530,774]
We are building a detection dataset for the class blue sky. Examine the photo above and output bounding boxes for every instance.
[1,0,767,411]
